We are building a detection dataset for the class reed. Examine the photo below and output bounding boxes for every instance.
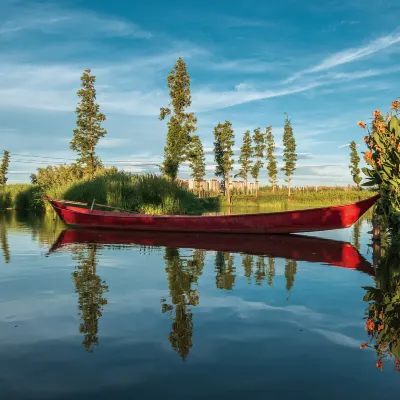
[0,184,43,210]
[217,189,377,207]
[40,172,204,214]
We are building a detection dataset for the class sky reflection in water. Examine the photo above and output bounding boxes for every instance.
[0,211,399,400]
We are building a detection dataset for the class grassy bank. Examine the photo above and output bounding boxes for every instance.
[1,175,378,214]
[0,184,43,210]
[1,173,204,214]
[216,189,377,207]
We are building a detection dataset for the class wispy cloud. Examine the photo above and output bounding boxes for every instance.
[0,2,152,39]
[285,30,400,83]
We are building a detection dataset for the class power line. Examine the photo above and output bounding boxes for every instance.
[1,148,161,164]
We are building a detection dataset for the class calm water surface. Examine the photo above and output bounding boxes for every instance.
[0,209,398,399]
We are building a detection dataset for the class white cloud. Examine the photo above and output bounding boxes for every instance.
[285,30,400,83]
[0,3,152,39]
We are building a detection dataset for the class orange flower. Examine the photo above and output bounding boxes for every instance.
[377,159,382,167]
[376,361,383,369]
[392,100,399,111]
[397,143,400,153]
[358,121,367,129]
[360,342,368,349]
[378,323,384,331]
[363,136,369,143]
[364,151,373,163]
[366,318,375,331]
[373,110,381,119]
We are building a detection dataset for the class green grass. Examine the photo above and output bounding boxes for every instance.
[1,175,378,215]
[1,172,204,215]
[216,189,377,207]
[0,184,43,211]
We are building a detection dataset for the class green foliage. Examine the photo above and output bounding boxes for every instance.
[187,135,206,192]
[265,126,278,191]
[349,141,362,188]
[70,69,107,180]
[281,114,297,196]
[213,121,235,202]
[0,184,43,210]
[159,58,197,180]
[251,127,265,198]
[1,171,204,214]
[0,150,10,186]
[46,172,203,215]
[235,130,253,192]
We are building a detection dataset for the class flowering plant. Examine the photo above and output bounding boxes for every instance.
[358,98,400,235]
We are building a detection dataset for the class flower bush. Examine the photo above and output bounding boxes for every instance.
[358,97,400,236]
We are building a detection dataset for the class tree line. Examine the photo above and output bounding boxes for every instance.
[0,58,363,194]
[159,57,298,202]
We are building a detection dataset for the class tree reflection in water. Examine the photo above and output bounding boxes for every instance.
[215,251,236,290]
[0,213,11,263]
[161,247,204,360]
[361,239,400,371]
[71,244,109,353]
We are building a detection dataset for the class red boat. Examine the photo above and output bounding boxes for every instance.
[49,229,374,275]
[44,194,379,234]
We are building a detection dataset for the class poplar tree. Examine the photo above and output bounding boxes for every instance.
[349,141,362,189]
[213,121,235,203]
[159,57,197,180]
[235,130,253,194]
[0,150,10,186]
[70,69,107,180]
[265,126,278,192]
[281,114,297,197]
[188,135,206,196]
[251,127,265,199]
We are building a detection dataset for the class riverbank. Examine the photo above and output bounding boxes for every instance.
[0,173,205,214]
[208,189,377,208]
[1,176,377,214]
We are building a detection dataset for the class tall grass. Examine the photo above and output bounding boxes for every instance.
[44,172,204,214]
[217,189,377,207]
[0,184,43,210]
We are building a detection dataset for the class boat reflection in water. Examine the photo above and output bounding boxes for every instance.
[48,229,374,358]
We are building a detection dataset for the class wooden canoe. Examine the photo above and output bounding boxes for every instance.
[45,194,379,234]
[49,229,374,276]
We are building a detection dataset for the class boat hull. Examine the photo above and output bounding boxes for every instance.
[47,194,379,234]
[50,229,374,275]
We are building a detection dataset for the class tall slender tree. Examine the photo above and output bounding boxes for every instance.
[251,128,265,199]
[159,57,197,180]
[70,69,107,180]
[281,114,297,197]
[0,150,10,186]
[349,141,362,189]
[265,126,278,192]
[213,121,235,203]
[235,130,253,194]
[188,135,206,196]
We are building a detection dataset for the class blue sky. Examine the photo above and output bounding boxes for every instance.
[0,0,399,185]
